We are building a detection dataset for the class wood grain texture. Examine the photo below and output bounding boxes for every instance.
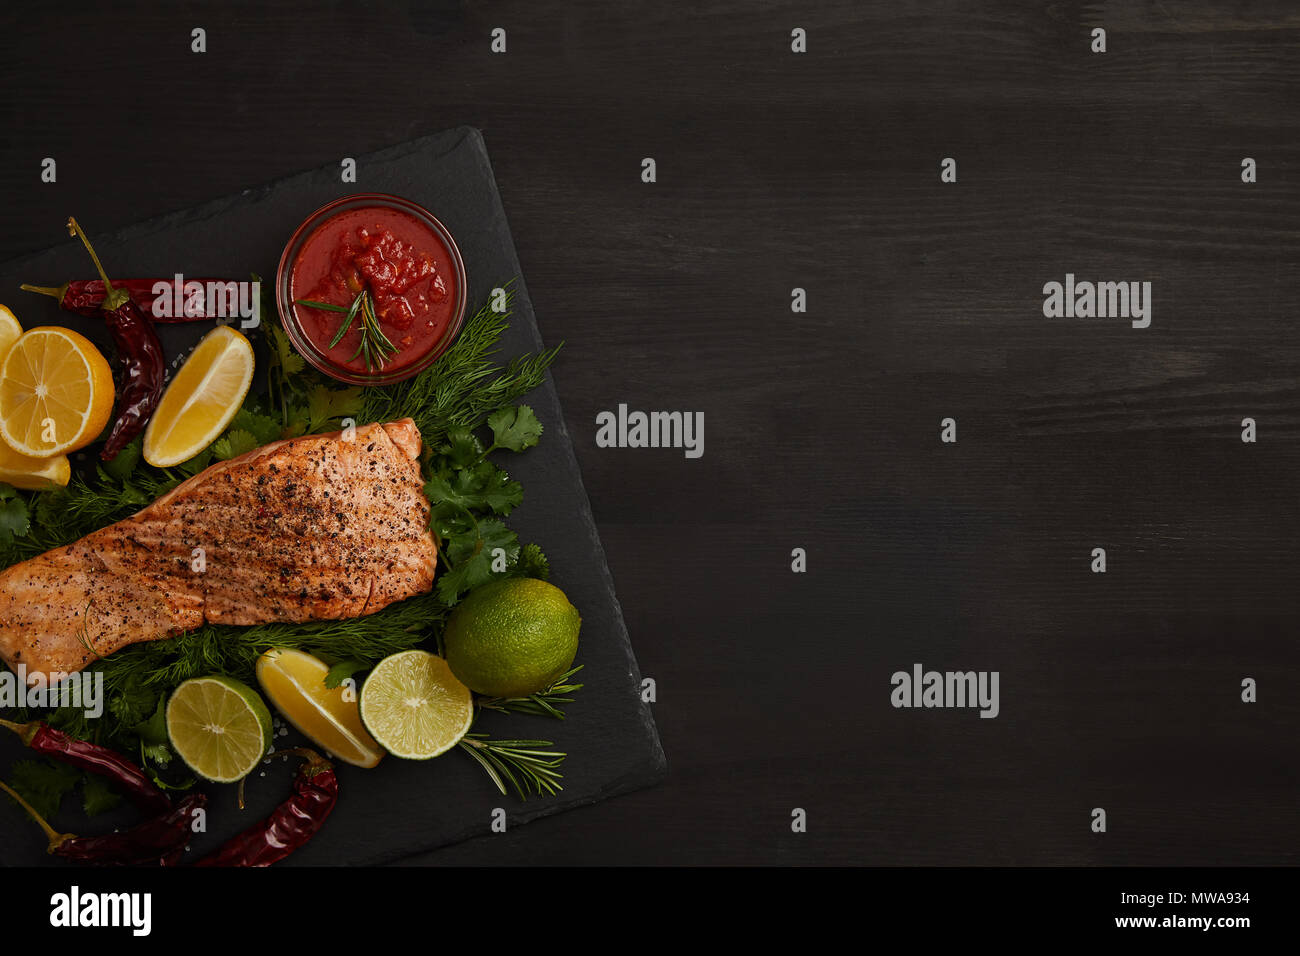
[2,0,1298,864]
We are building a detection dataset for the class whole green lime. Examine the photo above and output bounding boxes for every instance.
[443,577,581,698]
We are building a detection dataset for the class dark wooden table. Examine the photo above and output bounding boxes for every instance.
[2,1,1298,865]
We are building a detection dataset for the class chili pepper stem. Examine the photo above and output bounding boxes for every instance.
[19,283,68,301]
[0,778,73,853]
[277,747,331,774]
[0,717,36,745]
[65,217,127,310]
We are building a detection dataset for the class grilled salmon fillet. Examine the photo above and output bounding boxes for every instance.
[0,419,436,685]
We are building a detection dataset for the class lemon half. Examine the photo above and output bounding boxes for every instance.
[0,326,114,457]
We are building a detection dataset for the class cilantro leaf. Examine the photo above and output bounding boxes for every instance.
[424,474,459,506]
[142,742,173,768]
[7,759,79,820]
[107,676,159,728]
[438,518,519,605]
[436,553,491,604]
[132,695,170,749]
[428,501,476,542]
[177,445,214,476]
[307,385,363,433]
[29,486,69,530]
[425,462,522,516]
[269,322,305,379]
[514,543,550,581]
[116,481,152,507]
[475,519,520,564]
[466,463,523,514]
[212,429,259,461]
[442,427,484,469]
[141,757,193,791]
[0,494,30,545]
[231,407,283,445]
[487,405,543,452]
[81,773,123,817]
[102,437,142,481]
[324,659,367,690]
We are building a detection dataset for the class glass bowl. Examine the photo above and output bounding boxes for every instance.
[275,193,468,386]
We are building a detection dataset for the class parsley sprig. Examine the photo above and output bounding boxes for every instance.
[423,404,543,605]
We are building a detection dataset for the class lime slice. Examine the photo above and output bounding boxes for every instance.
[360,650,474,759]
[166,675,273,783]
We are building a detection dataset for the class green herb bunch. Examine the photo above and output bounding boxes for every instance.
[0,280,574,814]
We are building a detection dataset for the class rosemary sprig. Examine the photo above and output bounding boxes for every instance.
[294,298,352,314]
[295,291,399,372]
[350,293,398,371]
[477,666,585,719]
[328,293,365,347]
[458,733,566,799]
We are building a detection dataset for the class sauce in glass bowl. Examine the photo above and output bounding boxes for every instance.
[277,195,466,385]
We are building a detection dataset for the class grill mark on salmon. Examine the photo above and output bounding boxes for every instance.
[0,419,435,684]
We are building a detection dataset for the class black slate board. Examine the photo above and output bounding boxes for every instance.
[0,126,665,866]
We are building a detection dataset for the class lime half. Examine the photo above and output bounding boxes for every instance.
[166,675,274,783]
[360,650,474,759]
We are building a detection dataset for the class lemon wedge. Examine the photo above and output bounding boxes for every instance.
[0,442,70,490]
[0,326,115,458]
[256,648,384,769]
[143,325,254,468]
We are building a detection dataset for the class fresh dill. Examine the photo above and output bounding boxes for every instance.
[0,277,573,803]
[359,285,561,449]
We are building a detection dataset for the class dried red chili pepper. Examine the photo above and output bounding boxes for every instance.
[20,279,225,321]
[64,218,168,462]
[0,778,204,866]
[193,748,337,867]
[0,717,170,814]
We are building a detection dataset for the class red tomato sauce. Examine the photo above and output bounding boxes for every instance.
[290,206,457,374]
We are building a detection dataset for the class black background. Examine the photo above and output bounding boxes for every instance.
[2,1,1299,866]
